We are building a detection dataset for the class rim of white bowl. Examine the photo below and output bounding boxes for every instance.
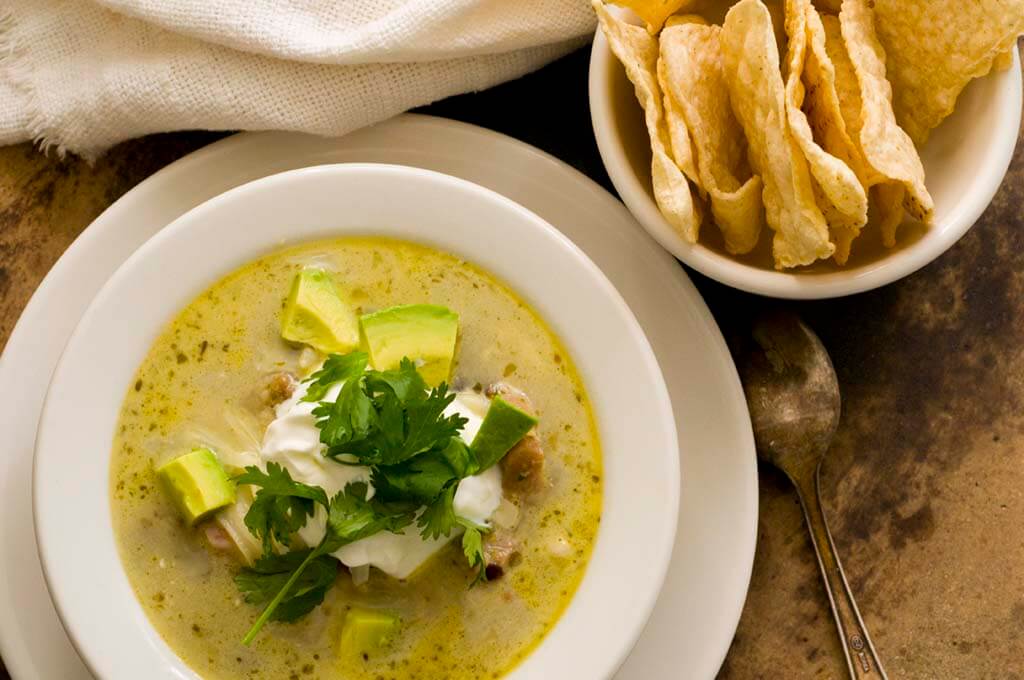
[589,27,1023,299]
[33,163,679,680]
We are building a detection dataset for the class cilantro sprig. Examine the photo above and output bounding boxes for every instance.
[235,549,337,623]
[301,351,368,403]
[458,518,488,585]
[310,354,467,467]
[321,481,417,549]
[233,480,417,644]
[417,484,458,540]
[306,354,473,542]
[233,463,329,557]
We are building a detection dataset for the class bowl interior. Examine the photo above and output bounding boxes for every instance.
[590,20,1022,298]
[33,164,679,680]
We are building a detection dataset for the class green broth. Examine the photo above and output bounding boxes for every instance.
[110,237,603,679]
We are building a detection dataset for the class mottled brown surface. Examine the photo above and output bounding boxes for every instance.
[1,47,1022,679]
[0,133,224,347]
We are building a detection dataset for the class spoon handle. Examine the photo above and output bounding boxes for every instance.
[793,467,887,680]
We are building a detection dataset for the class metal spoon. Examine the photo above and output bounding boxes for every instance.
[736,310,887,679]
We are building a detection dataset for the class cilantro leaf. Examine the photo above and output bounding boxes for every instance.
[380,383,466,465]
[458,518,489,586]
[439,437,474,478]
[239,548,324,644]
[372,454,463,542]
[313,377,376,456]
[311,352,467,467]
[301,351,368,403]
[363,358,427,402]
[371,452,458,505]
[235,550,309,599]
[319,481,417,553]
[234,549,338,622]
[417,484,458,541]
[234,463,329,557]
[361,387,405,459]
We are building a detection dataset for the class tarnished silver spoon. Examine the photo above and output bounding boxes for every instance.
[737,310,887,680]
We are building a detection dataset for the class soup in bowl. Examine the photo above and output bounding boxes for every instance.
[34,164,679,679]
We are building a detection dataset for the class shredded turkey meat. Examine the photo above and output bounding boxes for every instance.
[262,371,297,407]
[482,529,520,580]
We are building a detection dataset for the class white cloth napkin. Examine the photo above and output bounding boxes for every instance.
[0,0,596,159]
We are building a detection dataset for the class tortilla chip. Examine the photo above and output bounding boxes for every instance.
[657,59,702,189]
[607,0,700,33]
[722,0,833,268]
[873,183,906,248]
[594,1,702,242]
[804,10,889,263]
[819,15,881,182]
[822,13,919,249]
[660,20,765,254]
[803,10,869,182]
[871,0,1024,144]
[994,49,1015,72]
[840,0,933,228]
[783,0,867,264]
[811,0,841,11]
[659,14,708,34]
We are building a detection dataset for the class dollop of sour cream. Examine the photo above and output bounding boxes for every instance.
[259,377,501,579]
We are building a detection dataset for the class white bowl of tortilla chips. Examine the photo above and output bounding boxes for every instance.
[590,0,1023,299]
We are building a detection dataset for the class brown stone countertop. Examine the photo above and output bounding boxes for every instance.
[1,47,1022,679]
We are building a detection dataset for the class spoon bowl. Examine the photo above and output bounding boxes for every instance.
[742,311,841,476]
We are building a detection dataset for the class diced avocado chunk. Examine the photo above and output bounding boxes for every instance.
[280,268,360,354]
[339,607,400,658]
[470,397,539,471]
[359,304,459,387]
[157,448,235,525]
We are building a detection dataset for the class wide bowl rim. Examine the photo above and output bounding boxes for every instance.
[32,163,679,679]
[588,23,1023,299]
